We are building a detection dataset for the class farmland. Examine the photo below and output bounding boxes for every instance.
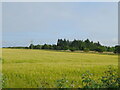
[2,48,118,88]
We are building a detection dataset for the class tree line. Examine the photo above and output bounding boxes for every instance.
[28,39,120,53]
[5,39,120,53]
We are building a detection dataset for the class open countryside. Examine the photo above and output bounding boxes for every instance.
[2,48,118,88]
[2,2,119,88]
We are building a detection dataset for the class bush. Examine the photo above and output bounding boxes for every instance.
[95,47,103,53]
[55,66,119,88]
[83,48,89,52]
[114,45,120,54]
[82,66,119,88]
[100,66,119,88]
[56,77,70,88]
[82,71,100,88]
[56,77,76,88]
[69,47,76,52]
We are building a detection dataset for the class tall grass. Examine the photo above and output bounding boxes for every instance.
[2,49,118,88]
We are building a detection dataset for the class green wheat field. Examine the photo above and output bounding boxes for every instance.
[2,48,118,88]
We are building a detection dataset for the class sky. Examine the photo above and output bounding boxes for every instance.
[2,2,118,47]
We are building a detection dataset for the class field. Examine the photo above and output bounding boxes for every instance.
[2,48,118,88]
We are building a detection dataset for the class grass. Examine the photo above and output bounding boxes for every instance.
[2,48,118,88]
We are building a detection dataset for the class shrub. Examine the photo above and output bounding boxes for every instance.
[82,66,119,88]
[83,48,89,52]
[100,66,119,88]
[69,47,76,52]
[95,47,103,53]
[55,66,119,88]
[56,77,70,88]
[82,71,100,88]
[114,45,120,54]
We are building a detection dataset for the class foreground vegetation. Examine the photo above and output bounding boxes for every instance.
[56,66,119,88]
[2,49,118,88]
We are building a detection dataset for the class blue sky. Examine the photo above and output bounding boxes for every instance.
[2,2,118,47]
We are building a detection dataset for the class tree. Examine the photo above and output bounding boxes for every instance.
[34,45,42,49]
[95,47,103,53]
[52,45,57,50]
[57,39,69,50]
[27,39,116,53]
[84,39,91,49]
[108,47,115,52]
[29,44,34,49]
[69,47,76,52]
[114,45,120,54]
[42,44,49,49]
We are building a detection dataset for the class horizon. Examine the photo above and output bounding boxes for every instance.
[2,2,118,47]
[2,38,117,47]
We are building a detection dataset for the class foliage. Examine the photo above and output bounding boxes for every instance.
[29,44,34,49]
[82,66,119,88]
[100,66,119,88]
[69,47,76,52]
[114,45,120,54]
[56,78,77,88]
[55,66,119,88]
[5,39,116,53]
[56,77,70,88]
[95,47,103,53]
[83,48,89,52]
[2,74,7,88]
[28,39,116,53]
[82,71,100,88]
